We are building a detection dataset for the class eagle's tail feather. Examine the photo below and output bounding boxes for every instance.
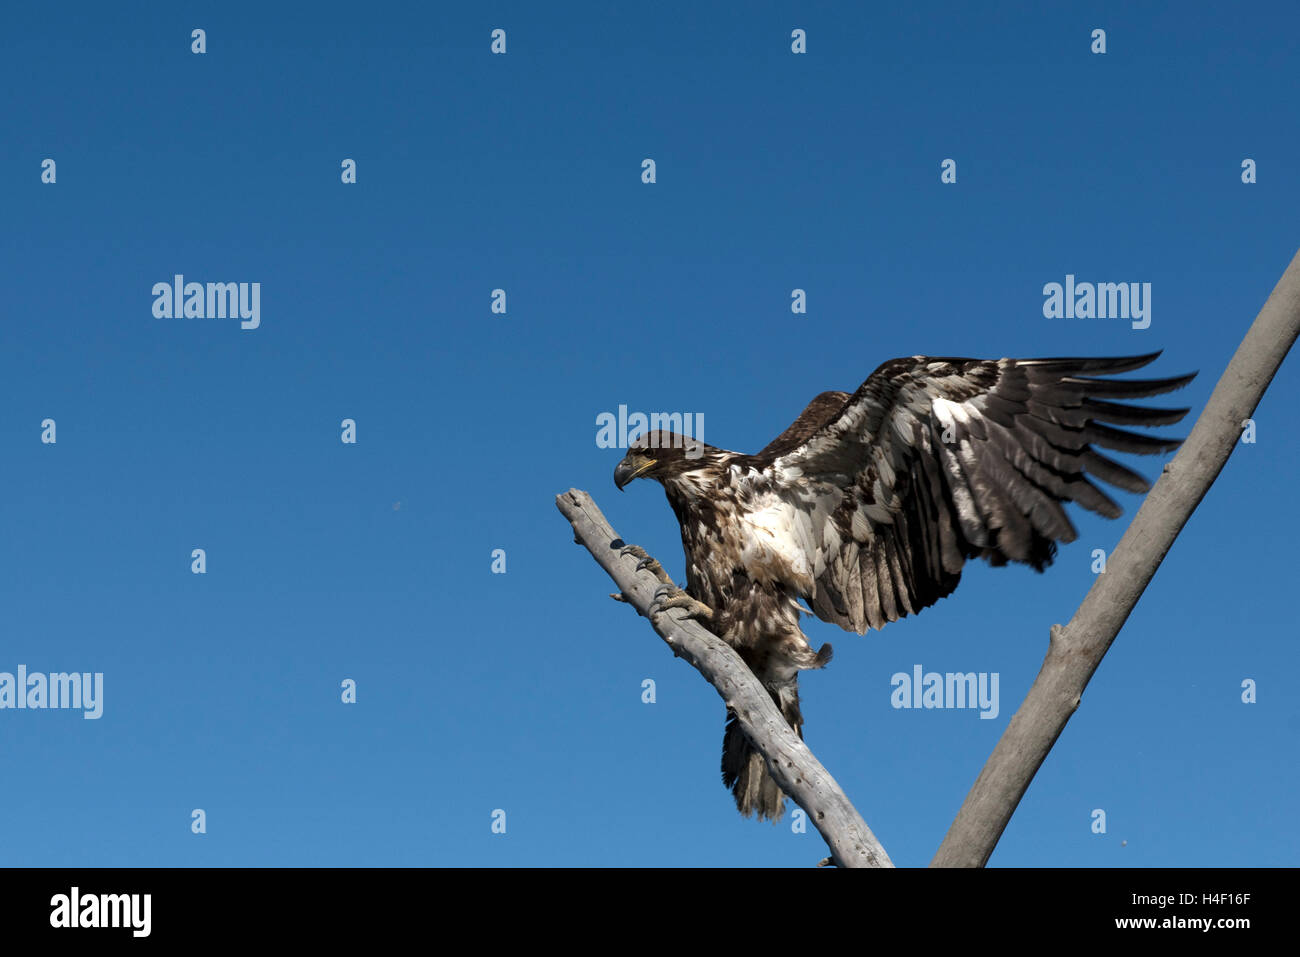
[721,676,810,822]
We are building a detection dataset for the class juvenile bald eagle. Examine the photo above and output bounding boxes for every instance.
[613,352,1193,821]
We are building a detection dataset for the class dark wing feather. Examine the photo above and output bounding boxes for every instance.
[756,391,851,459]
[756,352,1194,634]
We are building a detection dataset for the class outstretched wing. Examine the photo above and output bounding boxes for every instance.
[756,352,1194,634]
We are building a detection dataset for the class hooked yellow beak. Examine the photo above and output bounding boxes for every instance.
[614,452,657,490]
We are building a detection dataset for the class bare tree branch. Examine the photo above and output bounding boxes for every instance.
[556,488,893,868]
[933,247,1300,867]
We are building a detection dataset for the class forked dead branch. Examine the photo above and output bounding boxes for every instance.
[559,247,1300,867]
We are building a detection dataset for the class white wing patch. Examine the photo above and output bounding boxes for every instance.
[931,396,972,430]
[733,485,817,594]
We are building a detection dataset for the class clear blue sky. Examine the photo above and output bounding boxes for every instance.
[1,1,1296,867]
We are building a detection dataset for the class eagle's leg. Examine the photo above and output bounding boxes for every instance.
[649,583,714,622]
[619,544,675,586]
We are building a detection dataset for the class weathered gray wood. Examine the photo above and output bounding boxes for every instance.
[556,488,893,868]
[932,247,1300,867]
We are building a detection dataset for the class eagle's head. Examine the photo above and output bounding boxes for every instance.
[614,431,715,490]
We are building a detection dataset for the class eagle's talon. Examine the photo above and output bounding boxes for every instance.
[650,584,714,622]
[636,556,675,585]
[621,544,675,585]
